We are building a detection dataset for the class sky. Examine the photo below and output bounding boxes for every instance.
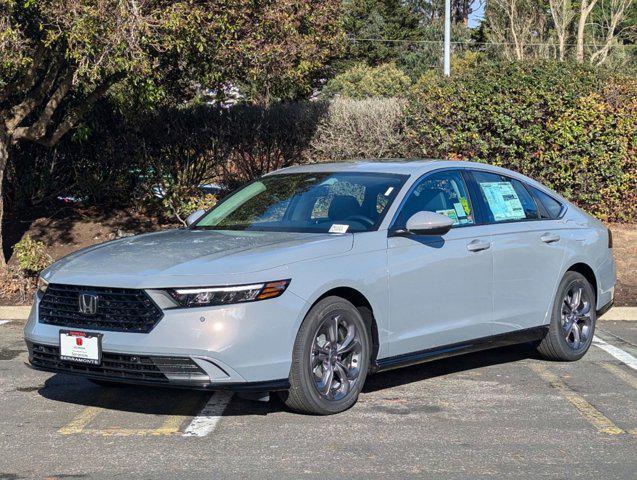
[468,1,485,28]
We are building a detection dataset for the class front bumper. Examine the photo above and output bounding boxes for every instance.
[24,289,307,388]
[26,342,289,392]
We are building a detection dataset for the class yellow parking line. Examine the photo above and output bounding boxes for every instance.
[601,362,637,390]
[58,406,105,435]
[58,389,119,435]
[529,363,624,435]
[59,392,203,437]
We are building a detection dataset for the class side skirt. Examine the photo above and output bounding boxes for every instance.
[373,325,548,373]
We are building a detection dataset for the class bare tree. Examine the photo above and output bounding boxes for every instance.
[588,0,634,65]
[549,0,576,61]
[576,0,600,62]
[487,0,552,60]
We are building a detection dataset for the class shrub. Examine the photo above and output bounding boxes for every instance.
[219,102,326,187]
[0,267,32,304]
[162,191,218,226]
[322,63,412,99]
[6,62,635,224]
[310,97,409,161]
[405,62,637,222]
[13,235,52,276]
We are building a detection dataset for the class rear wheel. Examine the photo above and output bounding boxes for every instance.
[537,271,596,361]
[281,296,371,415]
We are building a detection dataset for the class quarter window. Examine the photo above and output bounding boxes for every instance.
[394,170,475,228]
[472,171,539,223]
[528,186,564,219]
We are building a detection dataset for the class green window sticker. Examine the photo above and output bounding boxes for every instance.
[479,182,526,222]
[436,209,459,223]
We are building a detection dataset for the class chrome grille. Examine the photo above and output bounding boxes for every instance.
[39,284,163,333]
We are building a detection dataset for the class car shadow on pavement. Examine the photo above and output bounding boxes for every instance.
[362,342,540,394]
[36,343,540,417]
[37,374,287,416]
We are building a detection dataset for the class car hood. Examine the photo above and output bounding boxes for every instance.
[42,229,353,288]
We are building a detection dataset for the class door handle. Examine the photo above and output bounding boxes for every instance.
[540,233,560,244]
[467,239,491,252]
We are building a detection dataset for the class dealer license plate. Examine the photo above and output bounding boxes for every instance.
[59,330,102,365]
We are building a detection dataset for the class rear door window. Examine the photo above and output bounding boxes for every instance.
[472,171,539,223]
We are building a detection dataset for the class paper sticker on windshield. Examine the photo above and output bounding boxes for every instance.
[479,182,525,221]
[329,224,349,234]
[384,187,394,196]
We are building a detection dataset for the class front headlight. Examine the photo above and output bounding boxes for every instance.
[166,279,290,308]
[37,277,49,295]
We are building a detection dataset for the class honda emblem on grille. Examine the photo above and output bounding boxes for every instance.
[78,293,98,315]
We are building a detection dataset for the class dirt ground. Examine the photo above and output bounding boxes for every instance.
[1,207,172,305]
[1,209,636,306]
[610,223,637,306]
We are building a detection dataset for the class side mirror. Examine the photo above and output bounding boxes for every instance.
[186,209,206,227]
[405,211,453,236]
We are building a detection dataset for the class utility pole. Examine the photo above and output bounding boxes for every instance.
[444,0,451,76]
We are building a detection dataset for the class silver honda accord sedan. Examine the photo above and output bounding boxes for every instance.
[24,160,616,414]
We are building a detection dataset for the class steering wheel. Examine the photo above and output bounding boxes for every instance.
[345,214,375,228]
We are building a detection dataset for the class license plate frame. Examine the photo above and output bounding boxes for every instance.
[59,330,103,365]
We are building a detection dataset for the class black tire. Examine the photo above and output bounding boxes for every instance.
[537,271,596,361]
[280,296,371,415]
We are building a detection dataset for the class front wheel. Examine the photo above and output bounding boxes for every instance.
[281,296,371,415]
[537,271,596,361]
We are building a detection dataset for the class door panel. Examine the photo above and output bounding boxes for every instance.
[468,170,566,333]
[387,226,494,355]
[386,169,493,357]
[489,222,565,332]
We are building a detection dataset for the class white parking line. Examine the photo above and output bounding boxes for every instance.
[593,335,637,371]
[183,391,233,437]
[0,320,10,326]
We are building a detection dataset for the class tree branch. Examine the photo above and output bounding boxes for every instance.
[13,72,124,147]
[5,60,65,133]
[11,71,74,144]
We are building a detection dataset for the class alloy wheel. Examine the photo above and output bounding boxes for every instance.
[560,281,593,350]
[310,313,362,401]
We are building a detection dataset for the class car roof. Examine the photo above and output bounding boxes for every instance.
[266,159,567,202]
[269,159,516,178]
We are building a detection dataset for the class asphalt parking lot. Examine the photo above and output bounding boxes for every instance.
[1,319,636,479]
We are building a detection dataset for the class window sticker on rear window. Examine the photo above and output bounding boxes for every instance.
[479,182,526,221]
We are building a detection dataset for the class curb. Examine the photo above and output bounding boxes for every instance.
[0,306,31,320]
[599,307,637,321]
[0,305,635,321]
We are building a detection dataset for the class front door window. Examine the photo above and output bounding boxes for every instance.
[394,170,475,229]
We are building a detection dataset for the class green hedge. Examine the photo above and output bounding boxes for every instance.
[405,62,637,222]
[7,62,636,223]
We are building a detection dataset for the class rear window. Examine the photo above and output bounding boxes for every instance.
[472,171,539,223]
[528,186,564,219]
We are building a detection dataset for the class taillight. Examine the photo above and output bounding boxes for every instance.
[607,228,613,249]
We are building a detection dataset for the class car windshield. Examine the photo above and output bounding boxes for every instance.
[193,172,408,233]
